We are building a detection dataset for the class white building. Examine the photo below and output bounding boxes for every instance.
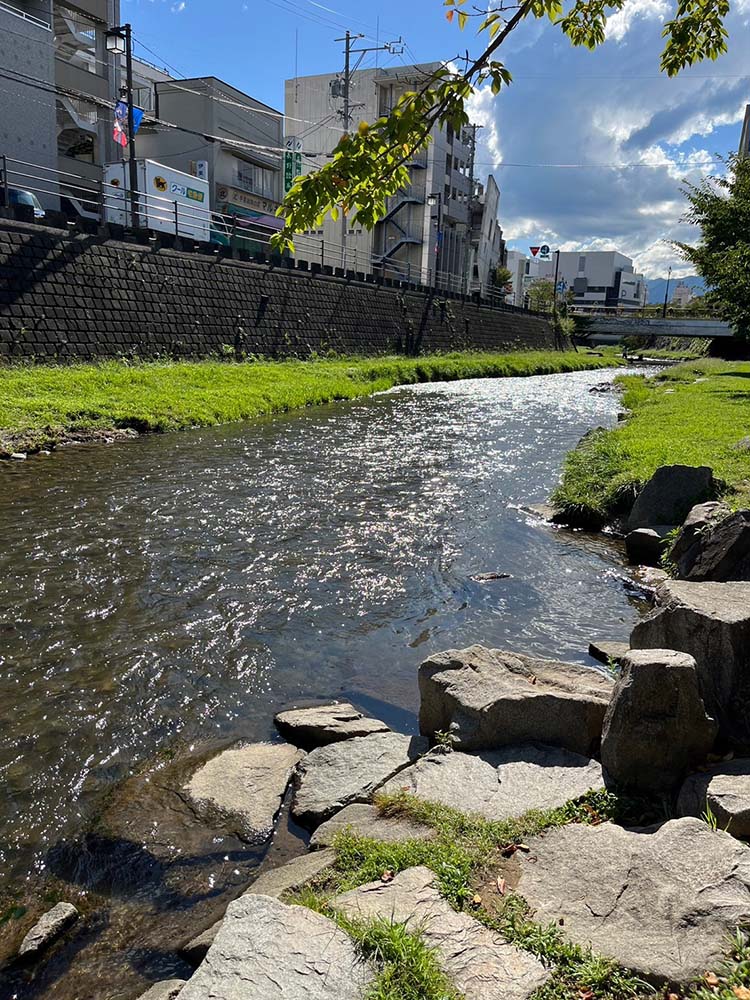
[504,249,646,311]
[671,282,695,307]
[286,62,501,289]
[467,175,505,296]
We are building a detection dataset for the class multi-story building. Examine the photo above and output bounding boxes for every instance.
[467,175,505,296]
[286,62,483,288]
[0,0,122,215]
[671,282,695,307]
[506,249,646,311]
[137,76,284,234]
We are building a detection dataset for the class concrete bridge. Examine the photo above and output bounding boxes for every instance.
[579,317,732,344]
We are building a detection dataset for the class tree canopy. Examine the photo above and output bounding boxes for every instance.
[272,0,731,252]
[675,153,750,338]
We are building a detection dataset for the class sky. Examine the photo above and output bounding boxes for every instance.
[123,0,750,279]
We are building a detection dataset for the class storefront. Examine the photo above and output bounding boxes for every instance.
[214,184,283,253]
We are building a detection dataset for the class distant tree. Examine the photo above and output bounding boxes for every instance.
[527,278,555,312]
[675,153,750,339]
[495,265,513,288]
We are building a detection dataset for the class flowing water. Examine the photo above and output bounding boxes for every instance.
[0,366,651,998]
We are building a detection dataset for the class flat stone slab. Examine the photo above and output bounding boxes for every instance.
[19,902,78,958]
[678,759,750,837]
[291,732,428,827]
[136,981,186,1000]
[178,894,373,1000]
[275,702,389,749]
[183,742,303,843]
[310,803,435,850]
[333,866,548,1000]
[419,645,613,756]
[512,817,750,985]
[380,745,604,821]
[182,849,338,965]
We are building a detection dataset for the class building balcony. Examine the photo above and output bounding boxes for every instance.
[55,57,109,99]
[0,0,51,28]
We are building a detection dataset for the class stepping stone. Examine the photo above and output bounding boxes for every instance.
[380,745,603,821]
[419,645,613,755]
[182,849,337,966]
[19,902,78,958]
[291,732,428,827]
[136,982,186,1000]
[275,702,390,749]
[678,759,750,837]
[332,866,548,1000]
[183,742,303,843]
[178,895,373,1000]
[510,817,750,985]
[310,803,435,849]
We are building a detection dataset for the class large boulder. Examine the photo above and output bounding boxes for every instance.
[178,895,373,1000]
[509,818,750,986]
[625,528,670,567]
[601,649,716,792]
[291,732,428,827]
[630,580,750,747]
[670,501,731,575]
[674,509,750,582]
[182,849,337,965]
[274,702,389,749]
[677,759,750,837]
[310,803,434,850]
[136,982,186,1000]
[183,742,303,843]
[626,464,716,532]
[380,745,604,821]
[332,866,549,1000]
[418,645,613,756]
[18,902,78,959]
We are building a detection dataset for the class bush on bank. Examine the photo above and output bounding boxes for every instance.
[0,351,618,457]
[552,359,750,527]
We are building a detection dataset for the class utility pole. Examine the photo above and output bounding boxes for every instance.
[463,124,482,295]
[662,265,672,318]
[106,23,139,228]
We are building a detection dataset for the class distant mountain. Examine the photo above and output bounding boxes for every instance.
[646,275,706,304]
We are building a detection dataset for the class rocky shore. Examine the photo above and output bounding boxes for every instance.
[7,446,750,999]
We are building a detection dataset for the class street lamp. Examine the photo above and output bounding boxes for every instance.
[428,192,442,290]
[106,23,139,229]
[662,265,672,319]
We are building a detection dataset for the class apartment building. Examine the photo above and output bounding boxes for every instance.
[137,76,284,231]
[467,175,505,296]
[0,0,121,214]
[285,62,477,286]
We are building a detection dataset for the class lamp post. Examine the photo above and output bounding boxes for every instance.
[428,192,442,290]
[106,23,139,229]
[662,265,672,319]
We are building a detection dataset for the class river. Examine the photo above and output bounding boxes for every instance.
[0,366,650,998]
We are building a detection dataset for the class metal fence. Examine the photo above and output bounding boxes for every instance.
[0,152,523,310]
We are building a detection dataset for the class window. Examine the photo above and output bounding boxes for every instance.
[578,255,586,272]
[234,161,275,199]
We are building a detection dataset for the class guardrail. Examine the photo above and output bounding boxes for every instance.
[0,151,525,311]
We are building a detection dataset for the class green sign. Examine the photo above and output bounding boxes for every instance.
[284,151,303,193]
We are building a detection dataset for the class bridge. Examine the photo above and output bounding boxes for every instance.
[578,317,732,344]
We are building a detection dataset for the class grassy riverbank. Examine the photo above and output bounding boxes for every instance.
[0,350,618,457]
[553,358,750,526]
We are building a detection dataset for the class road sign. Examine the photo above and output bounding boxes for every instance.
[285,136,302,152]
[529,246,540,256]
[540,244,550,258]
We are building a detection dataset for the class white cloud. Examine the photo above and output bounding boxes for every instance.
[606,0,670,42]
[474,5,748,277]
[171,1,186,11]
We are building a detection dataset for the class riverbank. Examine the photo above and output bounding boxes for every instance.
[552,358,750,527]
[0,350,619,458]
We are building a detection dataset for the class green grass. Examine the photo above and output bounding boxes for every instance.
[0,351,619,456]
[688,927,750,1000]
[552,359,750,527]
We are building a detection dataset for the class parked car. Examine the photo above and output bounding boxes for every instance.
[1,187,45,219]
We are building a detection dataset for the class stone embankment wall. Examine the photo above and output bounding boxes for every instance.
[0,220,558,361]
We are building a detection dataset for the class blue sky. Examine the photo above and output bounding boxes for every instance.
[124,0,750,278]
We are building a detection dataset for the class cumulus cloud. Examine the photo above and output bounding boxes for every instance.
[470,5,749,278]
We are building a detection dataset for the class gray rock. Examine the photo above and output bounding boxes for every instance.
[136,981,186,1000]
[630,580,750,746]
[18,902,78,958]
[291,732,428,827]
[625,527,670,567]
[734,436,750,451]
[601,649,717,792]
[178,894,373,1000]
[183,742,303,843]
[418,645,613,756]
[676,510,750,582]
[587,640,629,669]
[380,745,604,821]
[274,702,389,749]
[626,464,716,531]
[513,817,750,986]
[677,759,750,837]
[332,866,548,1000]
[310,803,435,850]
[670,501,731,576]
[182,849,338,965]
